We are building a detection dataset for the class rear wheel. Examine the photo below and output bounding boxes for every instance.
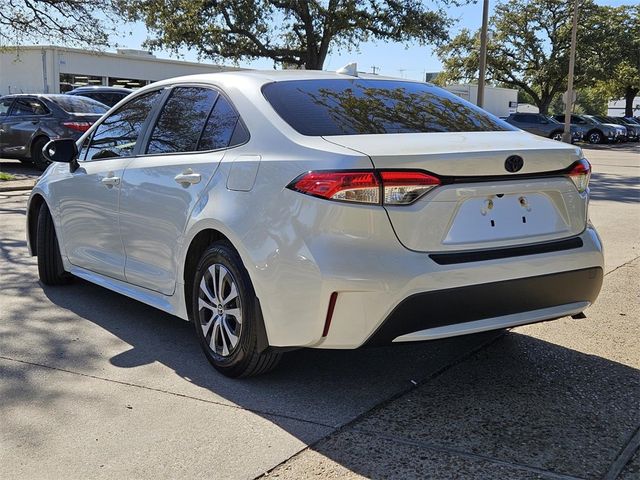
[192,242,281,378]
[31,137,51,171]
[36,204,72,285]
[550,131,563,141]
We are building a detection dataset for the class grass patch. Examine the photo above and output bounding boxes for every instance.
[0,172,16,181]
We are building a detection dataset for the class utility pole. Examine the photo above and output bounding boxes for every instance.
[563,0,580,143]
[477,0,490,108]
[371,65,380,74]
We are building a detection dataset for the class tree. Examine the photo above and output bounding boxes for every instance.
[0,0,117,48]
[590,5,639,117]
[117,0,455,70]
[437,0,601,114]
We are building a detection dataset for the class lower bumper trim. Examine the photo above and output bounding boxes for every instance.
[364,267,603,346]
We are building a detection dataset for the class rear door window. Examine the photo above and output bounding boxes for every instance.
[262,79,514,136]
[10,98,48,116]
[146,87,219,154]
[84,90,161,161]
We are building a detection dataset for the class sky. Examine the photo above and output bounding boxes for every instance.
[110,0,630,82]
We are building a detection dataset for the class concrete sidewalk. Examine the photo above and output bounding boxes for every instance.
[0,146,638,479]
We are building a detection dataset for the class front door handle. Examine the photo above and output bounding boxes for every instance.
[174,169,201,187]
[101,173,120,188]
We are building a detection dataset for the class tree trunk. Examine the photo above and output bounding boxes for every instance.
[538,97,552,115]
[624,86,639,117]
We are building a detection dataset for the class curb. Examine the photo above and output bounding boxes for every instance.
[0,180,36,192]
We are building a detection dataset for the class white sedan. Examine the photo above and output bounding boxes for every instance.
[27,70,604,377]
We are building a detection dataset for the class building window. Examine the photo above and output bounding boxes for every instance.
[59,73,105,92]
[108,77,150,89]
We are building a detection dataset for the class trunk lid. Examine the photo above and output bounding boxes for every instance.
[324,131,587,252]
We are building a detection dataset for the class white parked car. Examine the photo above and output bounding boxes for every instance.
[27,70,604,377]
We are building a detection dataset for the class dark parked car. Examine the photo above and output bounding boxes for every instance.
[552,114,626,144]
[66,86,133,107]
[0,94,107,170]
[607,116,640,142]
[504,113,582,142]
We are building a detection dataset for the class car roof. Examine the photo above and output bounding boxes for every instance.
[142,69,423,91]
[68,86,133,92]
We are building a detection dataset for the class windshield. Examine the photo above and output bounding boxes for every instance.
[50,96,108,114]
[592,115,613,124]
[262,79,515,136]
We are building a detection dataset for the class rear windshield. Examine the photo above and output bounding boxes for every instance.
[262,79,515,136]
[50,96,108,114]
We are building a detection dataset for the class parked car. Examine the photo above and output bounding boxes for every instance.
[66,86,133,107]
[504,113,582,142]
[27,71,604,377]
[552,114,626,144]
[607,116,640,142]
[0,94,108,169]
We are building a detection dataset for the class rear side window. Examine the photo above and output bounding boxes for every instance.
[147,87,219,154]
[262,79,514,136]
[85,90,161,160]
[198,96,243,151]
[11,98,48,115]
[0,98,13,116]
[51,96,108,114]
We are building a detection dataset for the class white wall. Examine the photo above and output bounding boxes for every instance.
[445,84,518,117]
[608,98,640,117]
[0,46,238,95]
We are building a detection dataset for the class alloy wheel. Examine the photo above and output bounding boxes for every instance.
[588,132,602,144]
[198,263,243,357]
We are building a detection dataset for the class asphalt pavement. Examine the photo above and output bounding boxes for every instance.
[0,144,638,479]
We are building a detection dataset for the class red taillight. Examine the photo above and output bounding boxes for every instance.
[380,171,441,205]
[289,171,380,204]
[288,170,441,205]
[62,121,92,132]
[567,159,591,193]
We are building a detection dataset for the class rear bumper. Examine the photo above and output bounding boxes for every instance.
[364,266,602,346]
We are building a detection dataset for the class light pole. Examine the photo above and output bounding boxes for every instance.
[477,0,490,108]
[563,0,580,143]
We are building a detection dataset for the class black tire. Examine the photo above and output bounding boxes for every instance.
[31,137,51,171]
[36,203,72,285]
[587,130,603,144]
[192,242,281,378]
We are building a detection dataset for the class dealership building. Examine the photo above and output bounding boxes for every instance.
[0,45,237,95]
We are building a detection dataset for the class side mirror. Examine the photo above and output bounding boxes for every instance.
[43,138,79,172]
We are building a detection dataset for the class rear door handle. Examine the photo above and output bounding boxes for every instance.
[174,169,201,187]
[101,174,120,188]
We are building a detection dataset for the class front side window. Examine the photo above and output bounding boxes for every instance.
[11,98,48,116]
[147,87,219,154]
[262,79,514,136]
[85,90,161,161]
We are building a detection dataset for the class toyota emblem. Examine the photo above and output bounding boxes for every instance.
[504,155,524,173]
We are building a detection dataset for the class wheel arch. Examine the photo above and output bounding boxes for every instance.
[27,193,47,256]
[182,227,270,352]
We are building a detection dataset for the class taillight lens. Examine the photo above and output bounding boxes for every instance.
[288,170,441,205]
[380,171,441,205]
[62,121,92,132]
[567,159,591,193]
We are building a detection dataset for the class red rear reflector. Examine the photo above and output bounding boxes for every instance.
[62,121,92,132]
[290,171,380,204]
[322,292,338,337]
[567,159,591,193]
